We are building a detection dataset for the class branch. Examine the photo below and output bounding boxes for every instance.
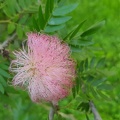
[48,103,59,120]
[49,104,55,120]
[0,33,17,51]
[89,101,102,120]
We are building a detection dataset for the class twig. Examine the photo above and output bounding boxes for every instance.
[0,33,17,50]
[48,102,59,120]
[89,101,102,120]
[49,104,55,120]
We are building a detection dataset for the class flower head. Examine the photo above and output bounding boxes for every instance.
[10,33,75,104]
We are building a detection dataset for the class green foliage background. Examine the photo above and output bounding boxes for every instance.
[70,0,120,119]
[0,0,120,120]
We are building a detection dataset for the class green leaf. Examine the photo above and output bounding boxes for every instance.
[48,16,72,25]
[0,75,7,87]
[91,78,107,86]
[6,86,18,94]
[24,0,32,6]
[16,25,23,39]
[18,0,26,9]
[63,29,74,40]
[45,0,50,21]
[69,20,86,39]
[50,0,54,13]
[86,114,90,120]
[0,2,6,9]
[76,77,80,93]
[19,14,29,24]
[8,23,16,34]
[77,102,89,112]
[44,24,65,33]
[96,57,105,68]
[79,61,84,72]
[23,26,30,33]
[97,90,110,100]
[0,83,4,94]
[84,59,88,70]
[71,39,94,47]
[38,5,45,29]
[57,0,62,3]
[78,40,94,46]
[81,20,105,37]
[53,3,78,16]
[90,57,96,68]
[3,7,12,17]
[32,17,40,31]
[79,92,89,100]
[77,102,83,110]
[72,87,76,98]
[97,83,113,91]
[15,2,21,13]
[89,86,99,99]
[5,0,16,16]
[0,68,10,78]
[0,63,9,70]
[70,45,82,53]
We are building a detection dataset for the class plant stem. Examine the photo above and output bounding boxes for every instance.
[0,33,17,50]
[48,103,55,120]
[89,101,102,120]
[48,103,57,120]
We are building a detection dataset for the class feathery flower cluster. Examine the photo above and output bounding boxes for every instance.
[10,33,75,104]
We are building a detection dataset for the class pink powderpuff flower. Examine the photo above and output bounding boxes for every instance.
[10,33,76,104]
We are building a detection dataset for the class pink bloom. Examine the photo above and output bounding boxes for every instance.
[10,33,75,104]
